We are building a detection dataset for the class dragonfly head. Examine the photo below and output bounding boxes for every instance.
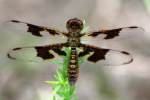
[66,18,83,33]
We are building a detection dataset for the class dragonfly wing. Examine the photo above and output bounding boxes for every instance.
[7,43,67,62]
[5,20,68,37]
[86,26,143,39]
[79,44,133,66]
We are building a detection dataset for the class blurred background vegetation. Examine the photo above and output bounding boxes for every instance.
[0,0,150,100]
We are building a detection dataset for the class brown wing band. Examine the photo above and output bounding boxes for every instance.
[79,44,109,62]
[35,46,54,60]
[35,44,66,60]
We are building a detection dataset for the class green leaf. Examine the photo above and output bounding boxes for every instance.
[45,81,59,85]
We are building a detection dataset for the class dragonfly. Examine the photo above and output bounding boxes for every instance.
[6,18,143,85]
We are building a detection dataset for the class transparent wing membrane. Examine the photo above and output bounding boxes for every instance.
[7,44,66,63]
[81,26,144,45]
[79,44,133,66]
[4,20,68,37]
[8,47,42,62]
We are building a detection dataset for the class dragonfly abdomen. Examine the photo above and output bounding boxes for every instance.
[67,47,79,85]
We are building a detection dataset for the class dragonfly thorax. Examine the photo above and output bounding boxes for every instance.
[67,34,80,47]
